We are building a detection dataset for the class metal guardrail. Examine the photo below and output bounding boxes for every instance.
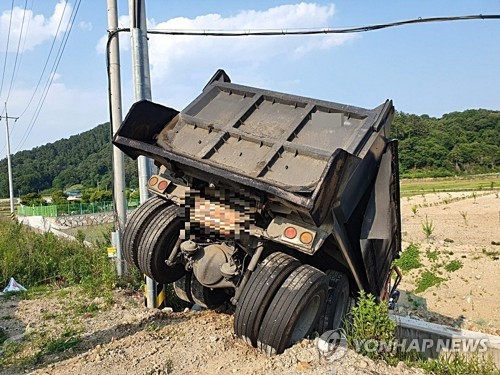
[16,200,140,217]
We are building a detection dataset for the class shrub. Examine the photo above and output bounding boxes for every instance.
[344,291,396,361]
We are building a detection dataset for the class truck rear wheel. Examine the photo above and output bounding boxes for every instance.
[190,275,228,309]
[174,272,228,309]
[234,252,301,347]
[316,270,350,333]
[122,196,172,268]
[257,264,329,356]
[173,273,194,304]
[137,205,185,284]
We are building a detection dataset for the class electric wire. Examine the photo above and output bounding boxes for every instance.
[16,0,69,119]
[0,0,15,104]
[144,14,500,36]
[16,0,81,151]
[5,0,30,103]
[9,12,500,153]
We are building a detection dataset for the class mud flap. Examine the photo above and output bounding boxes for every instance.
[359,140,401,295]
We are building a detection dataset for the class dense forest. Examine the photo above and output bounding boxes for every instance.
[391,109,499,177]
[0,123,138,198]
[0,109,499,198]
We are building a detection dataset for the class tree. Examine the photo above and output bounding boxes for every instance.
[20,193,45,206]
[51,191,69,205]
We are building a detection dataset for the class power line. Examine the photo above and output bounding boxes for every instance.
[5,0,30,103]
[8,12,500,152]
[16,0,81,151]
[143,14,500,36]
[17,0,69,119]
[0,0,15,102]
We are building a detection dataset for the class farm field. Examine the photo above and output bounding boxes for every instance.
[396,189,500,334]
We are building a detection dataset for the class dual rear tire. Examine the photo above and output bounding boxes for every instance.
[234,252,331,355]
[122,196,185,284]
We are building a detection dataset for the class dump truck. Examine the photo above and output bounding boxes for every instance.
[113,70,402,355]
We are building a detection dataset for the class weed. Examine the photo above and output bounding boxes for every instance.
[443,238,454,243]
[475,318,487,327]
[0,341,23,367]
[421,215,435,240]
[459,211,468,226]
[41,311,59,320]
[426,249,439,262]
[344,291,396,361]
[415,270,445,293]
[0,327,7,345]
[144,322,161,332]
[482,248,500,260]
[393,243,421,272]
[420,353,498,375]
[73,302,100,316]
[444,259,463,272]
[43,332,81,355]
[472,191,478,203]
[491,241,500,246]
[411,204,419,216]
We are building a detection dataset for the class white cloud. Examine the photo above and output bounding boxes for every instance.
[0,1,72,53]
[97,3,354,84]
[146,3,353,82]
[79,20,92,31]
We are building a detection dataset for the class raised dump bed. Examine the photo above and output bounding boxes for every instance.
[114,70,402,355]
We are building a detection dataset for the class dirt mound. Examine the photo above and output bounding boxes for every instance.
[0,289,423,375]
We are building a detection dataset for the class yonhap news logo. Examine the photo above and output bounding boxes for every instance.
[316,329,489,362]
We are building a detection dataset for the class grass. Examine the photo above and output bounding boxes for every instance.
[400,174,500,197]
[425,249,439,262]
[415,270,446,293]
[60,223,113,245]
[444,259,463,272]
[345,293,499,374]
[394,243,422,272]
[42,328,81,355]
[0,221,115,292]
[419,353,499,375]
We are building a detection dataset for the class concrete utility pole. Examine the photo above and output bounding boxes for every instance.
[107,0,128,277]
[128,0,153,204]
[0,103,18,217]
[128,0,157,308]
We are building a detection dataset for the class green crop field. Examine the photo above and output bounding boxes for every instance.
[400,174,500,196]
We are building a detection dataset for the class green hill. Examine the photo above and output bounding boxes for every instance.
[0,109,498,198]
[392,109,500,177]
[0,123,138,198]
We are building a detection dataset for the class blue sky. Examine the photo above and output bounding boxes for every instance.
[0,1,499,152]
